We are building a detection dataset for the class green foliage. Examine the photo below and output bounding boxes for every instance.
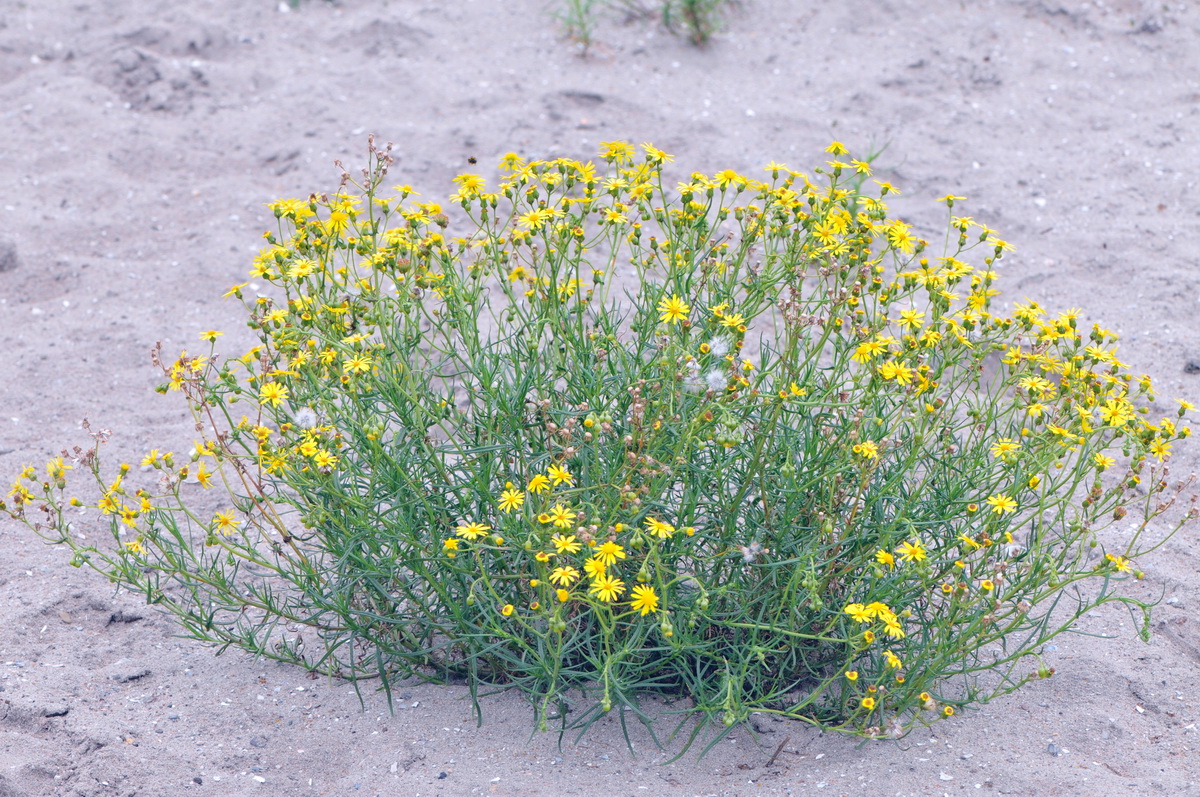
[5,137,1194,750]
[556,0,737,51]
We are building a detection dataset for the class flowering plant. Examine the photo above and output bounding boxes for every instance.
[5,138,1194,747]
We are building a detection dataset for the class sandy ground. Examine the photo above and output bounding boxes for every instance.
[2,0,1199,794]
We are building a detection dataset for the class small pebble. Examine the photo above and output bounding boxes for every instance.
[1047,743,1060,756]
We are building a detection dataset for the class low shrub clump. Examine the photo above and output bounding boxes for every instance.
[557,0,735,51]
[5,138,1194,749]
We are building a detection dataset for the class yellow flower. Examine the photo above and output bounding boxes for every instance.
[200,330,223,342]
[589,574,626,602]
[594,541,626,567]
[549,566,580,586]
[990,438,1021,459]
[825,141,848,156]
[657,294,690,326]
[713,168,743,188]
[852,441,879,460]
[895,540,926,563]
[875,550,895,569]
[527,473,551,494]
[644,517,675,539]
[556,588,570,603]
[852,339,887,362]
[443,538,459,557]
[501,604,514,617]
[878,361,913,384]
[845,670,858,682]
[641,143,672,164]
[497,484,526,513]
[629,584,660,615]
[213,510,239,536]
[882,616,906,639]
[986,494,1017,515]
[45,457,71,480]
[551,534,582,555]
[547,464,573,486]
[343,352,373,375]
[720,312,746,329]
[194,463,213,489]
[259,382,289,407]
[546,504,576,529]
[455,521,491,541]
[980,579,995,592]
[860,697,876,710]
[498,152,525,171]
[1149,439,1171,461]
[843,603,871,623]
[452,173,484,195]
[583,557,606,579]
[598,140,636,164]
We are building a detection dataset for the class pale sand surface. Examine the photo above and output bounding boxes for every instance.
[1,1,1199,794]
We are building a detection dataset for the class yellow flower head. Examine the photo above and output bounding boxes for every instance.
[547,464,573,486]
[588,574,626,603]
[455,521,491,541]
[213,510,239,536]
[895,540,926,563]
[986,494,1017,515]
[657,295,690,326]
[594,541,626,567]
[498,484,526,513]
[551,534,582,555]
[546,504,577,529]
[259,382,289,407]
[550,566,580,586]
[644,517,675,539]
[844,603,871,623]
[629,584,660,615]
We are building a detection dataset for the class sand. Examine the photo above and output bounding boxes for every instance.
[2,0,1198,794]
